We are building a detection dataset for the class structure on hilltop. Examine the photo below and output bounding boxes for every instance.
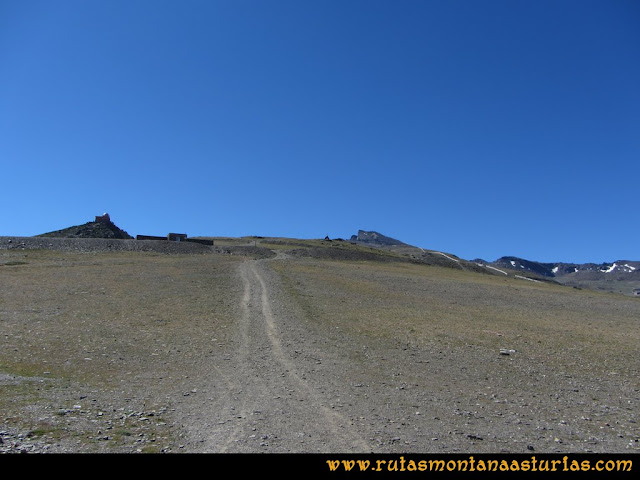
[95,213,111,223]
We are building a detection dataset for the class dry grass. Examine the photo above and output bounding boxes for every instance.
[272,258,639,375]
[269,257,640,452]
[1,244,639,453]
[0,248,244,452]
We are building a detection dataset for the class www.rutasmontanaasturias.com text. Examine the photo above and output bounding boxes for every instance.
[325,456,633,473]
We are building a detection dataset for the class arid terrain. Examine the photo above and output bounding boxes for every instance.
[1,236,639,453]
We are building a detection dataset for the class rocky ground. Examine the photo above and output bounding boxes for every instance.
[1,238,638,455]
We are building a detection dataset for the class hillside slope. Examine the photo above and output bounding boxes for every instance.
[1,244,638,453]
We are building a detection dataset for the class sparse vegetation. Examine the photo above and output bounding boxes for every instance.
[0,247,244,452]
[1,237,638,453]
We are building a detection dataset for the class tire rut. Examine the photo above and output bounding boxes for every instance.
[203,257,369,452]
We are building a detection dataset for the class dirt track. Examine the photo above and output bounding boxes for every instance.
[179,256,370,452]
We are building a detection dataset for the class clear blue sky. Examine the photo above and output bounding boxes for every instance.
[1,0,638,263]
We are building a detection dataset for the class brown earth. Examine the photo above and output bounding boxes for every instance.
[1,237,639,454]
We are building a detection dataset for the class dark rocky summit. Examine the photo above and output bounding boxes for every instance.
[37,214,133,240]
[350,230,406,246]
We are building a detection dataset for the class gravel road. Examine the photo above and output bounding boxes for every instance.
[177,255,371,452]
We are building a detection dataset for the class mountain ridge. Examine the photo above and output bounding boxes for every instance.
[346,229,639,296]
[489,256,640,278]
[481,256,640,296]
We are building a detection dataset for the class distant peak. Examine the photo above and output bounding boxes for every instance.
[350,230,406,246]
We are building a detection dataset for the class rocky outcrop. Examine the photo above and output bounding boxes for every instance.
[349,230,406,246]
[37,216,133,239]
